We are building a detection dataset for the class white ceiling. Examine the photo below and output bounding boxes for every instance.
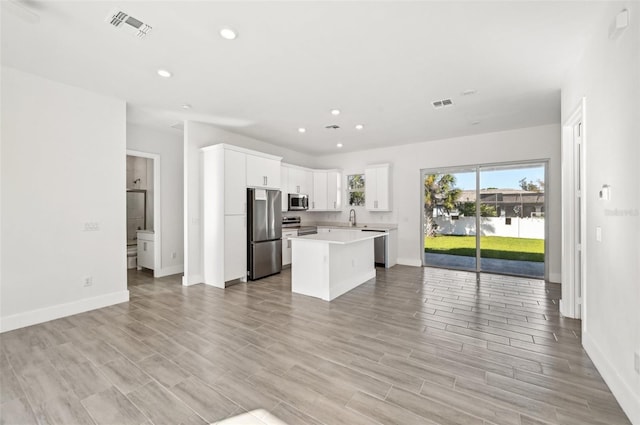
[1,1,609,154]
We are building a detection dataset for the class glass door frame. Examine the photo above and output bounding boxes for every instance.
[420,159,549,280]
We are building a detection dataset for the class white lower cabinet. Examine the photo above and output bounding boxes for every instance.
[224,215,247,281]
[137,231,154,270]
[282,229,298,266]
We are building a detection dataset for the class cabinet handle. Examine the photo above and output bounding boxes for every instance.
[297,185,300,193]
[287,240,291,248]
[312,202,315,209]
[333,201,336,209]
[263,176,267,186]
[143,242,147,251]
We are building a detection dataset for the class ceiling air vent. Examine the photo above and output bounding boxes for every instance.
[105,10,152,38]
[432,98,454,109]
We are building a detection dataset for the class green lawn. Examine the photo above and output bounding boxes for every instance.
[425,235,544,262]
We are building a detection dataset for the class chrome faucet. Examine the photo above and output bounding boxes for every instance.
[349,209,356,227]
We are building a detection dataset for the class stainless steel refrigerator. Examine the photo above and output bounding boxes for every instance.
[247,188,282,280]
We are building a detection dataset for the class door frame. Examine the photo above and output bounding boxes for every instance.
[421,160,549,280]
[560,98,587,320]
[127,149,162,277]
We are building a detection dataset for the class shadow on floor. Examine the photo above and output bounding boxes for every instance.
[424,252,544,278]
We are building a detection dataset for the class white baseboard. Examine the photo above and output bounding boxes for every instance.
[397,257,422,267]
[0,290,130,333]
[155,264,184,278]
[182,274,203,286]
[548,272,561,283]
[583,331,639,424]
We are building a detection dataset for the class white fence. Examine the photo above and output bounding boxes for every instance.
[434,216,545,239]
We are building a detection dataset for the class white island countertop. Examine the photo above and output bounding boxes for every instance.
[290,229,386,245]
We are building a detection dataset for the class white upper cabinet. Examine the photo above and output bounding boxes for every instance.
[224,149,246,215]
[310,170,342,211]
[365,164,391,211]
[311,171,328,210]
[246,154,281,189]
[285,165,313,195]
[327,170,341,210]
[280,166,289,212]
[282,164,314,211]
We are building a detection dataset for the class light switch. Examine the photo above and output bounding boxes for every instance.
[596,226,602,242]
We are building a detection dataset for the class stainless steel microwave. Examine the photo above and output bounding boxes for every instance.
[288,193,308,211]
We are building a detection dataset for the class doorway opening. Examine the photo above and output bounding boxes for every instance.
[422,161,547,279]
[126,150,161,285]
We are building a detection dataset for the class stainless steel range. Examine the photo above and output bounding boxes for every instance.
[282,216,317,236]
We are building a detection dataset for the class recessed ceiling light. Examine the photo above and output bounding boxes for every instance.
[330,109,341,116]
[355,124,364,130]
[298,127,306,133]
[219,27,237,40]
[336,143,343,148]
[157,69,172,78]
[181,104,192,110]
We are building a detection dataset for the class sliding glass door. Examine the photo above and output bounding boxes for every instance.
[423,168,477,272]
[422,161,546,278]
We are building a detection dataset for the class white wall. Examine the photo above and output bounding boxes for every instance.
[561,2,640,422]
[0,67,128,332]
[127,123,184,277]
[183,121,315,285]
[310,124,561,279]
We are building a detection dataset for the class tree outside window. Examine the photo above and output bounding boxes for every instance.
[347,174,365,206]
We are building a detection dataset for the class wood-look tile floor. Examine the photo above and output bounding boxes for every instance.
[0,266,631,425]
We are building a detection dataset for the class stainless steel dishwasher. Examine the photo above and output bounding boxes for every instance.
[361,229,387,267]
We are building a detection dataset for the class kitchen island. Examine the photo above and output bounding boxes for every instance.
[290,230,386,301]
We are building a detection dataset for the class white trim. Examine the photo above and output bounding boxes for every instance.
[182,123,190,286]
[182,274,203,286]
[0,290,130,333]
[548,272,561,284]
[397,257,422,267]
[126,149,162,277]
[155,264,184,278]
[200,143,282,161]
[560,98,586,319]
[583,332,639,425]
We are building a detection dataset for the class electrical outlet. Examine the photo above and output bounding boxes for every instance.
[83,276,93,287]
[171,252,177,259]
[635,352,640,374]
